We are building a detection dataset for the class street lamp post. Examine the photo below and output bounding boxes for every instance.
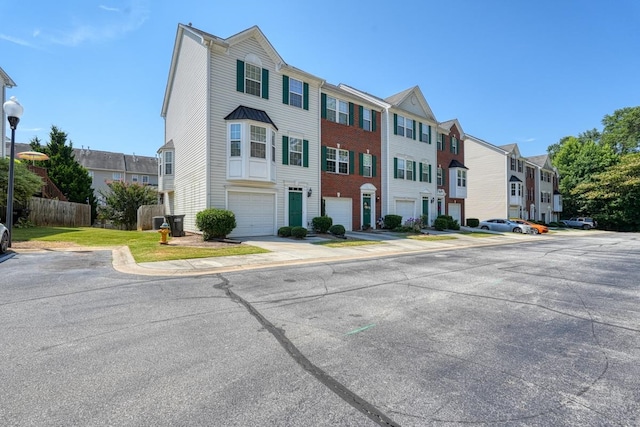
[3,96,24,248]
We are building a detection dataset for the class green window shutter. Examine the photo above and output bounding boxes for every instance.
[282,75,289,105]
[358,105,364,129]
[419,163,423,182]
[282,136,289,165]
[372,110,377,132]
[372,155,377,177]
[349,102,354,126]
[412,120,417,140]
[261,68,269,99]
[428,125,432,144]
[321,93,327,119]
[393,157,398,178]
[236,60,245,93]
[428,164,432,183]
[419,122,423,142]
[413,161,417,181]
[393,114,398,135]
[303,82,309,110]
[349,150,355,174]
[321,146,327,171]
[303,140,309,168]
[359,152,364,175]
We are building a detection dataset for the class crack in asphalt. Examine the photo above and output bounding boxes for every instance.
[213,275,401,427]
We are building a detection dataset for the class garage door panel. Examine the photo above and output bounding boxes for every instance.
[395,200,415,224]
[325,198,352,231]
[228,192,275,237]
[448,203,461,224]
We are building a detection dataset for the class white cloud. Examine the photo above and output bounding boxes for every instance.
[0,34,37,48]
[99,5,120,12]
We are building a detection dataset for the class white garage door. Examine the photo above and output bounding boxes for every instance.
[395,200,415,224]
[448,203,461,225]
[228,192,275,237]
[325,198,352,231]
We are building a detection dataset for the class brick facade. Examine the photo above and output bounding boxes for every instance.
[437,123,466,222]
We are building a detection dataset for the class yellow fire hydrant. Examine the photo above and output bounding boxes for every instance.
[159,222,170,245]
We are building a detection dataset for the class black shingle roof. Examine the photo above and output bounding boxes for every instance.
[224,105,278,130]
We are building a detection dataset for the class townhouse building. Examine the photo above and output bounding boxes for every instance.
[320,83,382,231]
[527,154,562,222]
[436,119,467,225]
[341,85,439,226]
[160,24,323,237]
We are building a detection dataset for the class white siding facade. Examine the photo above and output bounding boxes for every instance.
[464,136,508,220]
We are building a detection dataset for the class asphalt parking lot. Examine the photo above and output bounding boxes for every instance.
[1,232,638,426]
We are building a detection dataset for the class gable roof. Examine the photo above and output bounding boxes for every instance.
[162,24,323,117]
[384,86,437,122]
[224,105,278,130]
[527,154,553,170]
[322,82,382,111]
[338,84,391,109]
[439,119,465,139]
[448,159,468,169]
[0,66,16,87]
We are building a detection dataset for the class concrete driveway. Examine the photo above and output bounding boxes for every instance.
[1,232,638,426]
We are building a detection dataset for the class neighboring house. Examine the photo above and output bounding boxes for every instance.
[1,66,17,159]
[320,83,382,231]
[160,24,324,237]
[464,136,528,220]
[526,154,562,223]
[340,85,439,226]
[74,147,158,203]
[436,119,468,225]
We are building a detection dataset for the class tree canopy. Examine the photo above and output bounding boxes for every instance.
[98,181,157,231]
[549,106,640,230]
[30,126,97,221]
[0,158,43,221]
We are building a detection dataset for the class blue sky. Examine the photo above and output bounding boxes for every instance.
[2,0,639,158]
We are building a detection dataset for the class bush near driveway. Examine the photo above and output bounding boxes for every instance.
[196,208,237,240]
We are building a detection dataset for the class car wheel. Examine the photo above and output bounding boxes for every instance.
[513,227,522,233]
[480,226,489,230]
[582,224,591,230]
[0,231,8,254]
[532,228,540,235]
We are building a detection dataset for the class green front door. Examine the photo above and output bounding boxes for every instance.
[362,195,371,229]
[422,198,429,225]
[289,191,303,227]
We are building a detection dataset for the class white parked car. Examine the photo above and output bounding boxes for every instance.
[479,219,532,234]
[0,222,8,254]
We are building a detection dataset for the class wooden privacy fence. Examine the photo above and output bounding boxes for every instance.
[137,204,165,230]
[27,197,91,227]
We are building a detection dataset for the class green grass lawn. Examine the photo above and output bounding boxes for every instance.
[12,227,269,263]
[459,231,499,238]
[407,234,458,241]
[312,239,383,248]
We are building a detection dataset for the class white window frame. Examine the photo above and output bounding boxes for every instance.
[289,137,303,167]
[271,132,276,163]
[326,147,349,174]
[438,133,445,151]
[437,167,444,186]
[451,136,459,154]
[230,123,242,157]
[132,174,138,183]
[406,160,414,180]
[457,169,466,187]
[326,96,337,122]
[420,124,429,143]
[142,175,149,184]
[112,172,123,181]
[362,108,371,131]
[363,153,372,177]
[406,119,414,139]
[421,162,430,183]
[164,151,173,175]
[397,158,406,179]
[250,125,267,159]
[245,62,262,97]
[289,77,303,108]
[338,100,349,125]
[397,116,405,137]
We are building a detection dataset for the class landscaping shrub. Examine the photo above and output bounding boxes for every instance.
[312,216,333,233]
[466,218,480,228]
[329,224,346,236]
[195,208,237,240]
[403,217,424,232]
[290,226,308,239]
[278,226,292,237]
[383,214,402,230]
[549,221,561,227]
[433,216,448,231]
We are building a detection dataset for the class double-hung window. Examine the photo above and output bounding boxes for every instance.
[326,147,349,174]
[457,170,467,187]
[397,116,405,137]
[164,151,173,175]
[510,157,516,171]
[250,125,267,159]
[451,136,459,154]
[132,175,138,183]
[362,153,372,177]
[420,124,430,143]
[288,78,303,108]
[406,160,414,180]
[437,167,444,186]
[396,158,406,179]
[421,162,431,183]
[112,172,123,182]
[362,108,371,131]
[289,137,303,166]
[245,63,262,97]
[518,160,524,173]
[142,175,149,184]
[405,119,414,139]
[338,100,349,125]
[438,133,445,151]
[230,123,242,157]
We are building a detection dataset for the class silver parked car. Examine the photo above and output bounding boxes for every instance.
[0,222,8,254]
[479,219,532,233]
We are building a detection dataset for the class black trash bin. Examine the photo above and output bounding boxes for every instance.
[165,214,185,237]
[152,216,165,230]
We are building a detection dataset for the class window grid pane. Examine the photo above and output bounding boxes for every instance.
[289,78,303,108]
[338,101,348,125]
[363,109,371,131]
[289,137,303,166]
[363,154,372,177]
[245,63,261,96]
[250,125,267,158]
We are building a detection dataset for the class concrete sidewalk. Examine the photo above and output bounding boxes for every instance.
[110,227,551,276]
